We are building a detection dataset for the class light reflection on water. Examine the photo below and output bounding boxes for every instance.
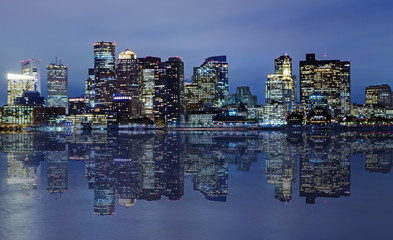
[0,131,392,240]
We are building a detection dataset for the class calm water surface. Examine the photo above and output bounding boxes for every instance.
[0,131,392,240]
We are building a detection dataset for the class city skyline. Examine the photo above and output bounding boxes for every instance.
[1,0,392,106]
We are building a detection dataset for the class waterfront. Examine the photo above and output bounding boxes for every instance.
[0,130,392,240]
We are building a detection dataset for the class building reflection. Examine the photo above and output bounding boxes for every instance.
[4,134,43,199]
[0,131,392,214]
[264,132,297,203]
[299,133,351,204]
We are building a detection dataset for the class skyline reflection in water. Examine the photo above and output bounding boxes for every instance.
[0,131,392,239]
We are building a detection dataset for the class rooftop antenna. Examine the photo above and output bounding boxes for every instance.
[59,57,62,65]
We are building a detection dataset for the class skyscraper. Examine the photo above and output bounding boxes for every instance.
[85,68,95,109]
[266,54,296,111]
[7,74,37,105]
[94,41,116,108]
[299,53,351,116]
[47,62,68,112]
[116,49,139,117]
[117,49,139,97]
[138,57,161,121]
[186,56,228,110]
[191,60,220,106]
[205,56,228,107]
[164,57,184,125]
[21,59,41,93]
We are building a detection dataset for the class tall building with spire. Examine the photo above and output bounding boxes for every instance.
[94,41,116,109]
[266,54,296,111]
[47,60,68,112]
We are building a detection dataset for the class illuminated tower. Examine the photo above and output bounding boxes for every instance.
[85,68,95,109]
[116,49,139,116]
[164,57,184,125]
[7,74,36,105]
[94,41,116,108]
[191,60,219,106]
[117,49,138,97]
[138,57,161,120]
[205,56,228,107]
[299,53,351,116]
[47,61,68,112]
[266,54,296,111]
[22,59,41,93]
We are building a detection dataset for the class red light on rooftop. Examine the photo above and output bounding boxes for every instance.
[323,54,327,58]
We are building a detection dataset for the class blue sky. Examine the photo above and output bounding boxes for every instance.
[1,0,392,105]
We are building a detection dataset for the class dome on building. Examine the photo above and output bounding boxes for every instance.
[119,49,137,59]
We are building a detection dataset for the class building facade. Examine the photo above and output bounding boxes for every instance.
[47,63,68,112]
[7,74,37,105]
[138,57,161,121]
[365,84,392,108]
[21,59,41,94]
[266,54,296,112]
[299,53,351,116]
[85,68,95,109]
[94,41,116,108]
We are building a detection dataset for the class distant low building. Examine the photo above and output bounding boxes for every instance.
[365,84,392,108]
[69,97,86,115]
[14,91,45,106]
[262,104,287,125]
[33,107,66,125]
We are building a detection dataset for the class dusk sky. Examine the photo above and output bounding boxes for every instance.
[1,0,392,106]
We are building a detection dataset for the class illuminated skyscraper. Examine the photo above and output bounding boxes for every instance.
[85,68,95,109]
[21,59,41,93]
[266,54,296,111]
[191,60,219,106]
[117,49,138,96]
[116,49,139,117]
[299,53,351,116]
[47,62,68,112]
[205,56,228,107]
[138,57,160,120]
[187,56,228,109]
[162,57,184,125]
[94,41,116,108]
[7,73,36,105]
